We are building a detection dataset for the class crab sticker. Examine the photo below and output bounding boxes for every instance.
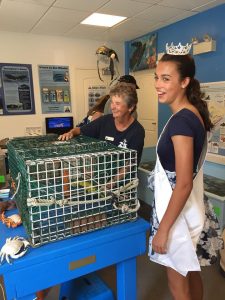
[0,236,30,264]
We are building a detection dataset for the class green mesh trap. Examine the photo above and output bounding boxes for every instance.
[7,134,139,247]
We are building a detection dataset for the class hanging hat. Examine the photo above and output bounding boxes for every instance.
[118,75,139,89]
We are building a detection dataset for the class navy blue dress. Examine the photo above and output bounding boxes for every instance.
[158,109,205,172]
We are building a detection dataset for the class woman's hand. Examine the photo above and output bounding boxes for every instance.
[58,131,73,141]
[152,227,168,254]
[58,127,81,141]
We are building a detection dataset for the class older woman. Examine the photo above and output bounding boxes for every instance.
[58,83,145,165]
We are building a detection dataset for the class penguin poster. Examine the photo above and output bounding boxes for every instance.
[129,33,157,72]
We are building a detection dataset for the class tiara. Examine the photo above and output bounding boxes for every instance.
[166,42,192,55]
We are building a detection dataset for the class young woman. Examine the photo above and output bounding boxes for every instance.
[148,47,223,300]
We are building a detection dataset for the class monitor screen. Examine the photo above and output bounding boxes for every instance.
[45,116,74,135]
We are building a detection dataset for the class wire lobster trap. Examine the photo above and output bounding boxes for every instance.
[7,134,139,247]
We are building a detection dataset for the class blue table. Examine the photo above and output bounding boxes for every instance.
[0,217,149,300]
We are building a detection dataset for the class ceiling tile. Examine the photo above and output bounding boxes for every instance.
[165,10,198,24]
[97,0,153,17]
[39,7,88,24]
[135,4,187,22]
[54,0,109,11]
[129,0,162,3]
[31,20,73,35]
[7,0,55,5]
[0,0,224,42]
[31,7,90,35]
[114,17,159,33]
[191,0,225,12]
[0,0,49,32]
[65,24,107,39]
[159,0,216,11]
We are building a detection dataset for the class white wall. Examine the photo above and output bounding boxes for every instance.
[0,31,124,139]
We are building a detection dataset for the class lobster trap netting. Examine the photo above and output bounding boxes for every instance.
[7,134,139,247]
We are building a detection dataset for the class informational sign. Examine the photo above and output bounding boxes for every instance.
[87,85,107,109]
[0,63,35,115]
[201,81,225,164]
[39,65,71,114]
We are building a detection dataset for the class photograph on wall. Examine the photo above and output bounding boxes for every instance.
[129,33,157,72]
[0,63,35,115]
[39,65,71,114]
[201,81,225,162]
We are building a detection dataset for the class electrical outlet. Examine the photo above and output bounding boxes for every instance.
[25,127,42,136]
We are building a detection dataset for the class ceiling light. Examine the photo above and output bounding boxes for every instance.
[81,13,126,27]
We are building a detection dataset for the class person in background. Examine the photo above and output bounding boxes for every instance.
[148,44,223,300]
[59,82,145,166]
[104,74,139,118]
[76,94,110,127]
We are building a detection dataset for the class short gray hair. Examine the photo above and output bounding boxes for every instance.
[109,82,138,112]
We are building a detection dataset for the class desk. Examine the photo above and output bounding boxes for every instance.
[0,217,149,300]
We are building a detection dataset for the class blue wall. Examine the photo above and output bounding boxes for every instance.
[126,4,225,179]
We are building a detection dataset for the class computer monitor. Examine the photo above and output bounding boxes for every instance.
[45,116,74,135]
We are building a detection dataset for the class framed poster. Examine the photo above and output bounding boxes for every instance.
[201,81,225,165]
[129,33,157,72]
[0,63,35,115]
[87,85,107,110]
[39,65,71,114]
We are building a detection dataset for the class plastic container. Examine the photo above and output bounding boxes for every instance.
[59,273,114,300]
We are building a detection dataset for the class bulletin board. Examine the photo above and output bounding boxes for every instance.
[201,81,225,165]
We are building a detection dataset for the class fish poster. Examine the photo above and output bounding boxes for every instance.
[129,33,157,72]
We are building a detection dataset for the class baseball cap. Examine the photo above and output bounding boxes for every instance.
[118,75,139,89]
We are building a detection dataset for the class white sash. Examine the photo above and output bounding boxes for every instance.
[150,116,207,276]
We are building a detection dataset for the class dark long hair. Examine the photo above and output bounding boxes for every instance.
[160,54,213,131]
[87,94,110,116]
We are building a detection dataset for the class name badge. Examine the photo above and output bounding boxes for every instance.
[105,136,114,141]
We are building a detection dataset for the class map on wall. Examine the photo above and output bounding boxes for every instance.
[128,33,157,72]
[201,81,225,164]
